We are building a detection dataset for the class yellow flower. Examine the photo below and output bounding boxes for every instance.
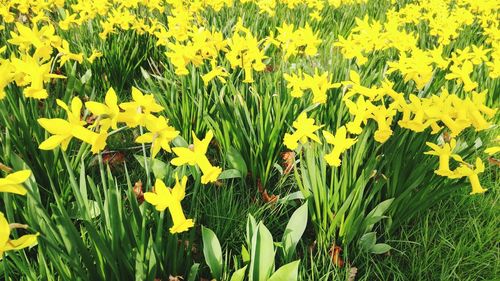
[425,139,458,177]
[368,104,396,144]
[225,29,267,83]
[57,39,84,66]
[119,87,164,127]
[450,158,487,195]
[303,70,341,104]
[201,62,229,85]
[135,115,180,158]
[284,70,305,98]
[39,97,107,153]
[445,61,478,92]
[171,131,222,184]
[0,212,39,257]
[323,126,357,167]
[344,96,372,134]
[144,176,194,234]
[484,136,500,156]
[38,118,74,151]
[0,170,31,195]
[10,55,65,99]
[87,50,103,63]
[85,87,121,131]
[283,112,323,150]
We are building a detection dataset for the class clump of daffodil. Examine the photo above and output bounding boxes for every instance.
[171,131,222,184]
[135,115,180,158]
[144,176,194,234]
[225,22,267,83]
[283,112,323,150]
[323,126,357,167]
[284,69,340,104]
[0,212,39,258]
[0,170,31,195]
[272,22,322,60]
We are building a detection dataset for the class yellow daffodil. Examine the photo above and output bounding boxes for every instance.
[425,139,458,177]
[39,97,107,153]
[144,176,194,234]
[10,55,65,99]
[344,96,372,134]
[119,87,164,127]
[450,157,487,195]
[87,50,103,63]
[303,70,341,104]
[171,131,222,184]
[484,136,500,155]
[284,71,306,98]
[368,104,396,143]
[0,212,39,258]
[445,61,478,92]
[85,87,121,131]
[135,115,180,158]
[323,126,357,167]
[0,170,31,195]
[201,62,229,85]
[283,113,323,150]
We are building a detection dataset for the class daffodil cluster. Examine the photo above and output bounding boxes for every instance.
[426,140,488,195]
[284,69,341,104]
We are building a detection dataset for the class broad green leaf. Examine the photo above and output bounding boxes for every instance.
[268,260,300,281]
[241,245,250,264]
[364,198,394,232]
[218,169,242,180]
[227,146,248,177]
[134,155,168,179]
[359,232,376,252]
[249,222,275,281]
[230,265,247,281]
[187,263,200,281]
[371,243,392,254]
[282,203,308,262]
[202,226,223,280]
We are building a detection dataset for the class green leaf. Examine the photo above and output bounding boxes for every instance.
[249,222,275,281]
[282,203,308,262]
[277,191,304,204]
[67,200,101,219]
[241,245,250,264]
[364,198,394,233]
[226,146,248,177]
[202,226,223,280]
[187,263,200,281]
[371,243,392,254]
[218,169,242,180]
[359,232,376,252]
[134,155,168,179]
[268,260,300,281]
[230,265,247,281]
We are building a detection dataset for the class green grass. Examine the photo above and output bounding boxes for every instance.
[357,177,499,280]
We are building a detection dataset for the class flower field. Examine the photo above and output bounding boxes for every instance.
[0,0,499,280]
